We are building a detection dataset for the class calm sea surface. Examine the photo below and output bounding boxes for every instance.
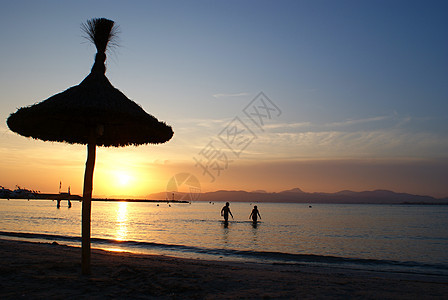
[1,199,447,275]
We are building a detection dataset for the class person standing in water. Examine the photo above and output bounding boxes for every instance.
[249,205,261,223]
[221,202,233,222]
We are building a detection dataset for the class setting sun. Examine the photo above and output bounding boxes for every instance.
[116,171,132,186]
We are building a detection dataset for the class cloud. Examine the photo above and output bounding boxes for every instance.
[156,113,448,162]
[264,113,442,135]
[263,122,312,130]
[212,92,249,99]
[263,115,398,135]
[327,115,390,128]
[249,112,448,159]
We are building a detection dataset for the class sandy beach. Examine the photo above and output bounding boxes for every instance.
[0,239,447,299]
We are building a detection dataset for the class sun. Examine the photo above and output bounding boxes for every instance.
[115,171,132,186]
[95,154,165,198]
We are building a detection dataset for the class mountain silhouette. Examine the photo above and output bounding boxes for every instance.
[148,188,446,204]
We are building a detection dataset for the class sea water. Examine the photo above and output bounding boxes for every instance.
[0,199,447,275]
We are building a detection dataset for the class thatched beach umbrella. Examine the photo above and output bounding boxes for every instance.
[7,18,173,274]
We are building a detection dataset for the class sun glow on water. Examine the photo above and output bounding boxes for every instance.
[115,201,128,241]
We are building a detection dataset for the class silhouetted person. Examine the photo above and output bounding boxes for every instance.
[249,205,261,223]
[221,202,233,222]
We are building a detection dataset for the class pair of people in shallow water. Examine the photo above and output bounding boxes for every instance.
[220,202,261,223]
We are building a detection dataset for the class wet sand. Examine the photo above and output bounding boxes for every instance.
[0,239,447,299]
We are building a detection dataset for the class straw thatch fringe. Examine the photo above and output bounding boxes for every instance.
[81,18,119,54]
[6,76,174,147]
[81,18,119,75]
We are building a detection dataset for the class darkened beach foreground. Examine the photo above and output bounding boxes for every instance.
[1,239,447,299]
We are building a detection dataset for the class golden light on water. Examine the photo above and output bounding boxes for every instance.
[104,248,129,253]
[115,201,128,241]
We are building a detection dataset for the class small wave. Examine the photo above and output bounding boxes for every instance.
[1,230,447,276]
[0,231,80,242]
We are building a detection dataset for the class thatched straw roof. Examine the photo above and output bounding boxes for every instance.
[7,18,173,147]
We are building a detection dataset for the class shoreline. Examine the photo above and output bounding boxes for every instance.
[0,197,189,203]
[2,198,448,205]
[2,230,447,277]
[1,239,447,299]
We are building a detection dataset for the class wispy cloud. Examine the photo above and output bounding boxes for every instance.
[327,115,390,128]
[264,122,313,130]
[264,114,416,135]
[173,117,232,131]
[249,112,448,159]
[212,92,249,99]
[259,129,448,158]
[161,113,448,162]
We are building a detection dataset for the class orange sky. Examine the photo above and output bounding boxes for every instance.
[1,132,447,198]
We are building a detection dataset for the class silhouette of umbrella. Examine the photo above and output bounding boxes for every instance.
[7,18,173,274]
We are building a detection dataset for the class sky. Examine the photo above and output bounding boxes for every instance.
[0,0,447,198]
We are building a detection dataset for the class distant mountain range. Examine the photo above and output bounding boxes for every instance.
[2,185,446,204]
[149,188,448,204]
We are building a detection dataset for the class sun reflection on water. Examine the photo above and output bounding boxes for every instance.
[115,201,128,241]
[104,247,129,253]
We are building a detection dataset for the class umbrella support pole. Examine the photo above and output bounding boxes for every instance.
[81,142,96,275]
